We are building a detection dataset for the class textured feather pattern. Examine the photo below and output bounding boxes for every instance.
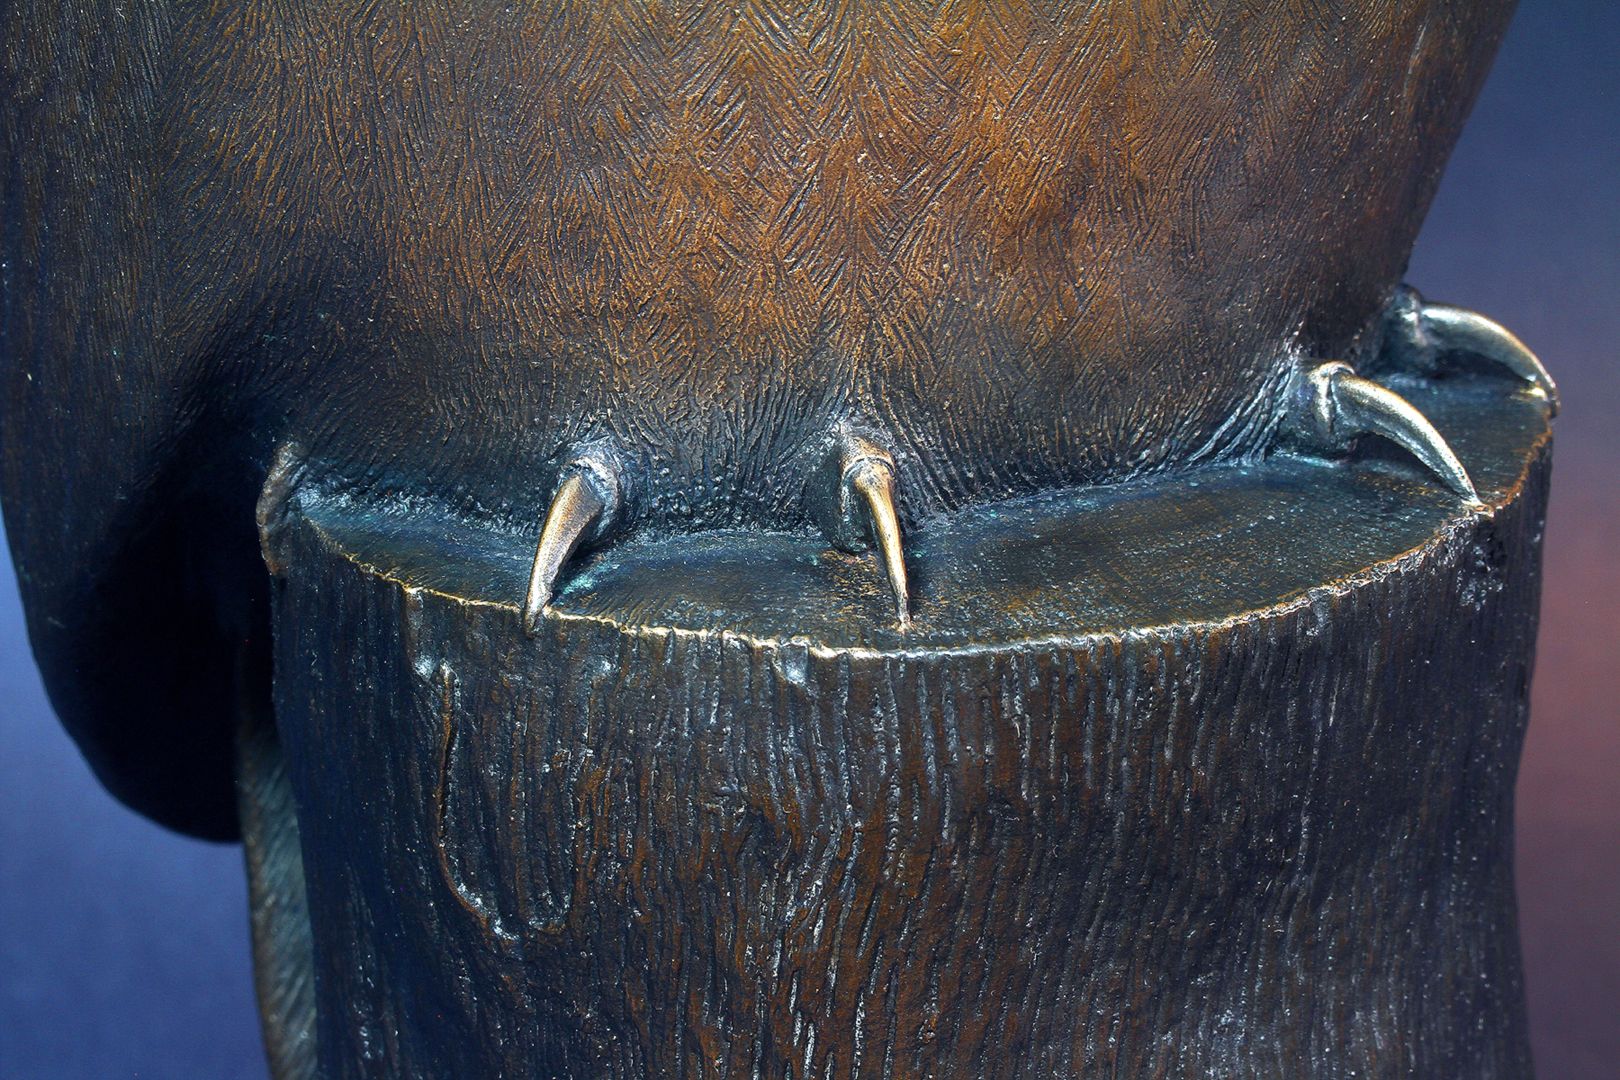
[0,0,1516,836]
[155,1,1510,529]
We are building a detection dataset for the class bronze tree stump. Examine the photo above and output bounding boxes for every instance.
[253,374,1548,1078]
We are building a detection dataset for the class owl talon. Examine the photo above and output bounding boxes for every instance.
[810,432,911,627]
[1297,362,1481,506]
[851,458,911,627]
[1385,285,1558,414]
[522,449,623,634]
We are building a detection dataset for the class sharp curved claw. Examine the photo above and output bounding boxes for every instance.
[848,458,911,627]
[810,431,912,627]
[523,455,622,634]
[1420,302,1559,415]
[1302,362,1481,506]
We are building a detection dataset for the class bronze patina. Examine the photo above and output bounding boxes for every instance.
[2,3,1554,1076]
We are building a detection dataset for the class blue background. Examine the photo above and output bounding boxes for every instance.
[3,2,1616,1076]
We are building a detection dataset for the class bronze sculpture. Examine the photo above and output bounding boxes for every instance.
[1,3,1555,1076]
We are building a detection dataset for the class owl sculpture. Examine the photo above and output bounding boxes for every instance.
[1,9,1553,1071]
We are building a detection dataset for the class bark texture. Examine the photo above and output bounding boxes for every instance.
[266,379,1548,1077]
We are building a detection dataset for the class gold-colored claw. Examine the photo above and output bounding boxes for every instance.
[1302,362,1481,506]
[848,457,911,627]
[1420,302,1559,415]
[522,454,622,634]
[810,431,912,627]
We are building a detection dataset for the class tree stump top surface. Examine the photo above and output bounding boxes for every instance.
[299,375,1550,652]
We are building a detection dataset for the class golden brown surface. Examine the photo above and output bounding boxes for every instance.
[154,2,1512,526]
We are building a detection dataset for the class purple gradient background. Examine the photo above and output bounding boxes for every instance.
[2,3,1615,1076]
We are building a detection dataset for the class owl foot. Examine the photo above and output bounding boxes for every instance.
[1383,285,1557,413]
[1294,361,1481,506]
[522,447,624,634]
[809,431,911,627]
